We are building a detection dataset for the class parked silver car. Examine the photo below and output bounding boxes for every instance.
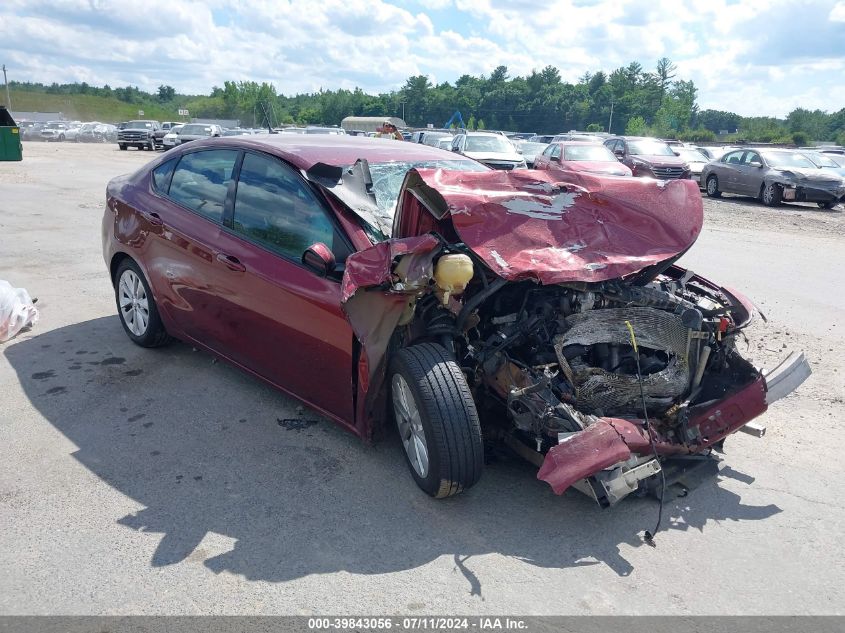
[175,123,223,145]
[701,148,845,209]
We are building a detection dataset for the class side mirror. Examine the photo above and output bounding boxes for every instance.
[302,242,336,277]
[614,149,624,158]
[673,150,680,156]
[550,155,560,163]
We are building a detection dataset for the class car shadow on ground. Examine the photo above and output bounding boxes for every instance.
[4,316,782,586]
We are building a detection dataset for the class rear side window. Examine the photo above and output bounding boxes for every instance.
[151,158,177,194]
[232,152,350,263]
[169,150,239,223]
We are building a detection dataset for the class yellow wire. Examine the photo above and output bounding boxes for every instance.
[624,320,638,353]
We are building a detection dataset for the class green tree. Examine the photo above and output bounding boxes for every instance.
[476,118,486,130]
[625,116,648,135]
[157,84,176,102]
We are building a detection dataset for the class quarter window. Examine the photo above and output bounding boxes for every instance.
[232,152,349,263]
[168,150,239,223]
[151,158,177,194]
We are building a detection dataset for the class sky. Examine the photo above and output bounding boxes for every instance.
[1,0,844,118]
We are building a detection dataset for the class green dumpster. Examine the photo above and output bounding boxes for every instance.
[0,106,23,161]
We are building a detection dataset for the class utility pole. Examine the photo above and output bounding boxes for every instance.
[2,64,11,110]
[401,101,406,122]
[607,98,614,134]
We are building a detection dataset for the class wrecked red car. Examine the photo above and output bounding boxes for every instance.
[102,135,810,507]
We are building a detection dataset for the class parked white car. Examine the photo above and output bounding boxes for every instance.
[162,125,183,148]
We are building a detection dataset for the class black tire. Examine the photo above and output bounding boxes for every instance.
[148,138,156,151]
[114,259,170,348]
[818,200,838,209]
[58,133,65,142]
[705,175,721,197]
[119,144,127,150]
[761,182,782,206]
[389,343,483,498]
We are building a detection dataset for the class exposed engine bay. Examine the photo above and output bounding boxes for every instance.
[410,256,769,506]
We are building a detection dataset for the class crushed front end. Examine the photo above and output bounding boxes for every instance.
[340,168,811,506]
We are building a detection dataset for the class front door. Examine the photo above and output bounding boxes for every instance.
[212,150,357,424]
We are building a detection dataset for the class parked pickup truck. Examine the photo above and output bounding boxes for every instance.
[117,120,161,151]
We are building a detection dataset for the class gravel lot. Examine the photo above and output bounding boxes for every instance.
[1,143,844,615]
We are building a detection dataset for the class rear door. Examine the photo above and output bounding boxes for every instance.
[211,150,356,423]
[715,150,746,193]
[145,148,243,352]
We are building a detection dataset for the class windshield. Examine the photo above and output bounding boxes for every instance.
[675,147,709,162]
[518,142,548,155]
[563,144,617,162]
[465,135,515,153]
[181,125,212,135]
[761,152,816,169]
[826,154,845,167]
[367,159,488,219]
[127,121,153,128]
[804,152,839,168]
[627,140,676,156]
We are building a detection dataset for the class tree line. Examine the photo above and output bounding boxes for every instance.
[10,59,845,145]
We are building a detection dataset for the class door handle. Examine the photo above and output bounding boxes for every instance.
[216,253,246,272]
[142,211,163,226]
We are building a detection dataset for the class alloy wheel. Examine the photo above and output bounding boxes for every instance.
[392,374,429,478]
[118,269,150,337]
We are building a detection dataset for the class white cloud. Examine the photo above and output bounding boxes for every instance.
[0,0,843,116]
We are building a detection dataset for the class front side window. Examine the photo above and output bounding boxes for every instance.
[722,151,745,164]
[169,150,239,222]
[233,152,347,262]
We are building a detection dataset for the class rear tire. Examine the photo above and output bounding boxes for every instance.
[114,259,170,348]
[390,343,484,498]
[818,200,838,209]
[705,175,721,197]
[761,182,782,206]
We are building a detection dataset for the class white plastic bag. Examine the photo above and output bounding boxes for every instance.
[0,280,39,342]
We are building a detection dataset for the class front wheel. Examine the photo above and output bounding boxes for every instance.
[148,138,156,151]
[390,343,484,498]
[119,144,127,150]
[114,259,170,348]
[818,200,839,209]
[705,175,721,197]
[761,182,782,206]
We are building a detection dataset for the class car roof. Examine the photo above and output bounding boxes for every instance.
[172,134,472,170]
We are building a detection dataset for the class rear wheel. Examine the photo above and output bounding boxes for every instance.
[761,182,782,206]
[390,343,484,498]
[114,259,170,348]
[705,175,721,197]
[818,200,839,209]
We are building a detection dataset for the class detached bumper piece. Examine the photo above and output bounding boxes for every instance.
[538,350,811,506]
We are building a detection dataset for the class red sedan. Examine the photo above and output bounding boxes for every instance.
[103,135,809,509]
[533,141,632,176]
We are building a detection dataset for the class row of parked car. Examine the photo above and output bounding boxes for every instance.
[19,120,119,143]
[402,128,845,209]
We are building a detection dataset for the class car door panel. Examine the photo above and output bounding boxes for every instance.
[208,229,355,423]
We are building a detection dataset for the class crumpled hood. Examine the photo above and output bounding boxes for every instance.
[394,168,703,284]
[781,167,845,184]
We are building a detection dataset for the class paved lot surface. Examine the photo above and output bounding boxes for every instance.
[1,143,844,615]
